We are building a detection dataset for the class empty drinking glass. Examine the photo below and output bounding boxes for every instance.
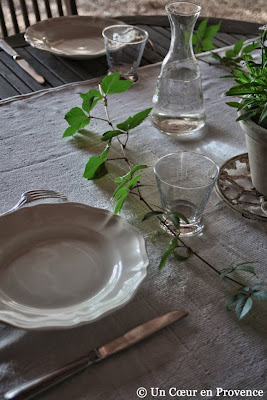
[102,25,148,82]
[154,152,219,236]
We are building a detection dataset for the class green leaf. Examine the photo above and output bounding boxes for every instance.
[220,267,234,280]
[114,165,148,183]
[117,108,152,132]
[159,237,178,270]
[227,293,241,310]
[251,283,262,290]
[237,296,253,320]
[100,72,133,95]
[170,211,189,224]
[83,156,107,180]
[112,186,129,201]
[166,211,189,230]
[116,116,132,132]
[233,69,250,82]
[194,44,202,54]
[126,173,142,189]
[101,129,125,141]
[196,18,208,40]
[233,38,244,55]
[252,290,267,300]
[112,180,127,199]
[236,264,256,274]
[212,52,223,61]
[83,143,110,180]
[235,294,249,319]
[224,88,265,96]
[242,41,259,54]
[192,34,198,45]
[128,108,153,130]
[201,38,216,51]
[142,211,164,221]
[168,213,180,230]
[80,89,103,113]
[226,101,240,108]
[114,192,128,214]
[225,49,237,58]
[63,107,90,137]
[259,103,267,124]
[236,109,261,121]
[91,162,108,179]
[203,21,221,40]
[63,125,79,138]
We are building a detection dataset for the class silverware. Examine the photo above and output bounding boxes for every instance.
[0,39,45,84]
[1,189,68,216]
[4,310,188,400]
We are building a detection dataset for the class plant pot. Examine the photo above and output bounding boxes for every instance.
[238,116,267,196]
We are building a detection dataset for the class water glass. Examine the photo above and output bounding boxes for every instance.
[102,25,148,82]
[154,152,219,236]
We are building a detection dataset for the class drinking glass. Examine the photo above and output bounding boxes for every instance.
[154,152,219,236]
[102,25,148,82]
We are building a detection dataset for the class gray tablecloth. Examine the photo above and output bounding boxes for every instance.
[0,51,266,400]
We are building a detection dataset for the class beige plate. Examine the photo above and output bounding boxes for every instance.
[0,203,148,329]
[24,16,125,60]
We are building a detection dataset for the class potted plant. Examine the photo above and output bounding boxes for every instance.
[223,26,267,196]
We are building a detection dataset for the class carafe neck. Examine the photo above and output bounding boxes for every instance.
[166,2,200,60]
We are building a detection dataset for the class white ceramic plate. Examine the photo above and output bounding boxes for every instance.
[0,203,148,329]
[24,16,125,59]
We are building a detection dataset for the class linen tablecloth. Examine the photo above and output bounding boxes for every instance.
[0,51,266,400]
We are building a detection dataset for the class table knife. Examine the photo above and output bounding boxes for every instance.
[4,310,188,400]
[0,39,45,84]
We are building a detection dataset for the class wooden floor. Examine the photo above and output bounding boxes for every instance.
[0,16,261,100]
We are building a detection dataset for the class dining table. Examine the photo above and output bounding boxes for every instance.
[0,15,262,99]
[0,14,267,400]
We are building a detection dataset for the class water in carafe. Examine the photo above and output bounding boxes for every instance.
[151,2,206,136]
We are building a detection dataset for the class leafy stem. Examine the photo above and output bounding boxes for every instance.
[63,72,266,321]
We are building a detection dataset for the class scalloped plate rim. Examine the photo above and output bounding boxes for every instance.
[0,202,149,330]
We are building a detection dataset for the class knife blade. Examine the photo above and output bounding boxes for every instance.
[4,310,188,400]
[0,39,45,84]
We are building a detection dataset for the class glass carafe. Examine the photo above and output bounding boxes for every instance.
[151,2,206,136]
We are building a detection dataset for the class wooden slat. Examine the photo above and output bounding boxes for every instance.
[44,0,52,18]
[118,15,171,27]
[24,46,83,84]
[6,33,29,47]
[0,48,50,91]
[0,51,33,93]
[151,26,171,40]
[215,32,240,46]
[231,34,259,41]
[0,61,20,98]
[56,0,64,16]
[66,0,77,15]
[31,0,41,22]
[7,0,19,34]
[118,15,261,36]
[196,17,261,35]
[58,56,108,80]
[0,15,262,101]
[136,25,169,57]
[17,47,62,88]
[19,0,30,28]
[0,1,8,37]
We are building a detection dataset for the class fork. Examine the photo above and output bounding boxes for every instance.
[1,189,68,216]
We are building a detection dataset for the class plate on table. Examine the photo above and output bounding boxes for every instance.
[0,203,148,329]
[24,16,125,59]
